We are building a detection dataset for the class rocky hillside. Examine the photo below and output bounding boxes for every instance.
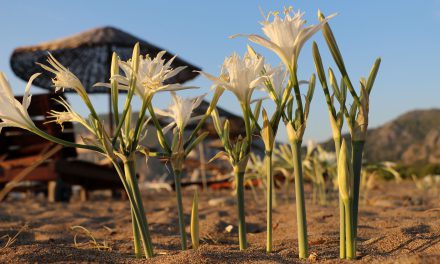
[322,109,440,165]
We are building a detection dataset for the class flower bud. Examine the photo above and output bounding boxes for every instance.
[338,140,352,200]
[261,109,274,151]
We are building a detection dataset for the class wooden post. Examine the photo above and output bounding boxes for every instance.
[47,181,56,202]
[198,142,208,192]
[79,187,89,202]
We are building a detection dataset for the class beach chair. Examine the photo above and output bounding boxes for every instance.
[0,93,123,201]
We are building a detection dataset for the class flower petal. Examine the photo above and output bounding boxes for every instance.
[22,73,41,109]
[245,34,291,69]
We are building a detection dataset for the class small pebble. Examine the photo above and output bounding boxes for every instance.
[225,225,234,233]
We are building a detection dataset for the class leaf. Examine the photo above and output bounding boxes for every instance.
[185,132,209,156]
[208,151,228,163]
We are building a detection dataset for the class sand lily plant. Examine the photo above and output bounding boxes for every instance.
[316,11,381,258]
[152,89,222,250]
[313,40,349,258]
[235,8,334,255]
[338,140,355,259]
[203,50,266,250]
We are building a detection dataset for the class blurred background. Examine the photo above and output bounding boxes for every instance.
[1,0,439,144]
[1,0,440,201]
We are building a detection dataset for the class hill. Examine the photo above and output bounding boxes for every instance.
[321,109,440,165]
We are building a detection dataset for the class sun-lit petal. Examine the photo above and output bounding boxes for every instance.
[0,72,38,133]
[201,51,266,104]
[156,92,206,132]
[237,8,336,70]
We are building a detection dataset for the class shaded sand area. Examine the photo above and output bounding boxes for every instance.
[0,181,439,263]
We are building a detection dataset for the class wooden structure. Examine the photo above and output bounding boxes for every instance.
[0,93,75,201]
[0,93,122,201]
[10,26,201,133]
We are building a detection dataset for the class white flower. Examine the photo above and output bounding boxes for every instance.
[306,139,317,156]
[155,92,205,134]
[0,72,40,132]
[46,97,92,132]
[38,53,87,97]
[112,51,197,98]
[263,64,289,103]
[235,8,335,70]
[200,51,265,104]
[317,147,336,166]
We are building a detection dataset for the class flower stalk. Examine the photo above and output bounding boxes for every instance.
[290,139,308,258]
[235,8,326,255]
[172,169,187,249]
[235,166,248,250]
[313,41,348,258]
[284,73,315,259]
[123,157,154,258]
[338,140,355,259]
[203,50,266,250]
[261,109,274,253]
[152,90,220,250]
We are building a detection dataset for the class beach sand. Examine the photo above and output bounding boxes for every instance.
[0,181,439,263]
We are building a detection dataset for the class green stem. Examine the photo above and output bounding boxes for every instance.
[148,104,171,154]
[111,79,136,147]
[131,208,142,258]
[265,151,273,253]
[240,103,252,151]
[289,69,304,124]
[172,169,187,250]
[235,167,247,250]
[351,140,365,247]
[111,159,153,258]
[344,199,355,259]
[124,159,154,258]
[130,97,150,152]
[291,140,308,259]
[339,195,346,259]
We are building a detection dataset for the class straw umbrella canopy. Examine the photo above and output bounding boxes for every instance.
[10,26,201,132]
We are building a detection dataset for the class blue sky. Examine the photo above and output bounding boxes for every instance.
[1,0,440,142]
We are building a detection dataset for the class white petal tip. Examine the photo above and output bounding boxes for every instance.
[229,34,243,39]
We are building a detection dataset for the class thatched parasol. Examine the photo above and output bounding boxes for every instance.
[10,26,201,132]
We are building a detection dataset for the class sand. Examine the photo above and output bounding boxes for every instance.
[0,181,439,263]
